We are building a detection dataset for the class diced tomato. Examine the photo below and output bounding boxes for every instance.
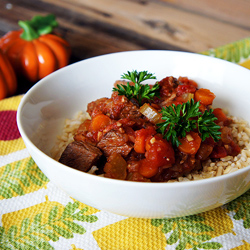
[178,76,198,88]
[138,136,175,178]
[145,135,154,151]
[145,137,175,167]
[194,88,216,105]
[176,84,196,96]
[178,131,202,155]
[134,127,156,153]
[210,145,227,158]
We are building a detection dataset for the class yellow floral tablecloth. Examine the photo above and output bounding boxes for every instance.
[1,38,250,250]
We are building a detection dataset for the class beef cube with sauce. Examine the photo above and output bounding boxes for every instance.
[87,91,142,121]
[97,129,133,157]
[59,141,102,172]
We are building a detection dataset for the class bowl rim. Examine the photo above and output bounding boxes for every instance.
[17,49,250,188]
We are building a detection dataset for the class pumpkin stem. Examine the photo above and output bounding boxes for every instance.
[18,14,58,41]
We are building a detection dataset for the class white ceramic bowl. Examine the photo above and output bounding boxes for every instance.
[17,51,250,218]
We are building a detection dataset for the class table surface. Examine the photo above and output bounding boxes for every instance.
[1,0,250,94]
[1,0,250,62]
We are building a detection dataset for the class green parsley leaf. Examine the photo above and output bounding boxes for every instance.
[198,109,221,142]
[113,70,159,106]
[121,70,156,84]
[157,99,221,147]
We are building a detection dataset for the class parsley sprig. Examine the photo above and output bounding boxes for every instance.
[113,70,160,105]
[157,99,221,147]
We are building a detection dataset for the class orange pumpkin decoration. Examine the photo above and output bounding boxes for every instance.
[0,14,71,83]
[0,49,17,100]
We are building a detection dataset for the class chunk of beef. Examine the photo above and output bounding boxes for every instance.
[159,76,179,98]
[87,92,142,121]
[97,129,133,157]
[74,132,97,146]
[87,97,109,117]
[59,141,102,172]
[157,76,179,107]
[119,101,142,120]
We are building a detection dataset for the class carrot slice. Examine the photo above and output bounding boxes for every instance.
[89,114,112,132]
[139,159,159,178]
[194,88,215,105]
[178,131,201,155]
